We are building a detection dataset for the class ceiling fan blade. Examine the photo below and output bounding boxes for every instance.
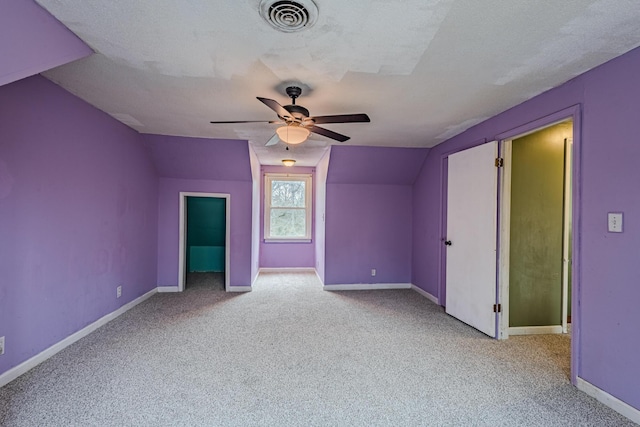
[265,133,281,147]
[308,125,350,142]
[257,97,292,119]
[210,120,280,124]
[311,113,371,124]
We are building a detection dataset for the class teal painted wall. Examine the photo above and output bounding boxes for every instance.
[186,197,226,272]
[509,123,572,327]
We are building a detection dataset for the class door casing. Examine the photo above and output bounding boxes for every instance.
[498,123,572,338]
[178,192,231,292]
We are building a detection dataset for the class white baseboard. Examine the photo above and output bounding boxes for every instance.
[323,283,412,291]
[509,325,563,335]
[227,286,252,293]
[157,286,180,293]
[411,285,439,304]
[0,288,157,388]
[577,377,640,424]
[259,267,317,273]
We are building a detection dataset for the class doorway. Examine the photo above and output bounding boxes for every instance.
[442,106,580,382]
[178,192,231,292]
[501,121,573,336]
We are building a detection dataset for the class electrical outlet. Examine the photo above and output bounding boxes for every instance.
[116,285,122,298]
[371,268,376,277]
[0,336,5,355]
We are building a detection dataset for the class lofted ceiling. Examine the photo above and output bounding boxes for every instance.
[36,0,640,166]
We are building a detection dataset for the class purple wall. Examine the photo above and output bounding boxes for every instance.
[146,135,254,288]
[412,46,640,410]
[327,146,428,185]
[0,76,158,375]
[578,48,640,410]
[412,151,449,302]
[259,166,315,268]
[325,184,413,284]
[0,0,92,87]
[156,178,252,288]
[143,135,252,182]
[324,147,425,285]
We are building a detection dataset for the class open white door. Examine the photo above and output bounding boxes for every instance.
[445,142,498,337]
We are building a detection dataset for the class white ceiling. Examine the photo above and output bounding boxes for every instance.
[37,0,640,166]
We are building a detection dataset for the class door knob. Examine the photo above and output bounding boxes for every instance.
[444,240,452,246]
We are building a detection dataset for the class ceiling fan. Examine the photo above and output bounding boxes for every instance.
[210,86,370,146]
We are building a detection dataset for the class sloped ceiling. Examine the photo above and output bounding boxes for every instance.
[0,0,91,86]
[34,0,640,166]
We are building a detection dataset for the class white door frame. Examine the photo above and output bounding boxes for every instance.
[497,140,512,340]
[497,117,575,340]
[178,192,231,292]
[561,137,573,334]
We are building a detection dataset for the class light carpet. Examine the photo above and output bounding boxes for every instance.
[0,271,635,426]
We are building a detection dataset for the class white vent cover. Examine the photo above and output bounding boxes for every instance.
[259,0,318,33]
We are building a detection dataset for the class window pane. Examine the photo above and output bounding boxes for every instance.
[271,180,305,208]
[270,208,306,237]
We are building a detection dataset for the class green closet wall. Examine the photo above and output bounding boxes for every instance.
[186,197,226,272]
[509,123,571,327]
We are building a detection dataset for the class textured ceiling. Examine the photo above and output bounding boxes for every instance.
[37,0,640,166]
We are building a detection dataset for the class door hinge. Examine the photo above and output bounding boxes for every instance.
[493,303,502,313]
[495,158,504,168]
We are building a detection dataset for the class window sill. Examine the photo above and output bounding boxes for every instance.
[264,238,312,244]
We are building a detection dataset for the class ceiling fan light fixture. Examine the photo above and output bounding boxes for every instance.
[282,159,296,167]
[276,125,310,145]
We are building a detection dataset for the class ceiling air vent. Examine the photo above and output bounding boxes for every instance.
[259,0,318,33]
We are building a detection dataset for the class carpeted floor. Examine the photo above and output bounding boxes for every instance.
[0,271,635,426]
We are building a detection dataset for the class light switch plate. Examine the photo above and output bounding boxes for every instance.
[608,212,623,233]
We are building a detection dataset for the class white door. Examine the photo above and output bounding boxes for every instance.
[445,142,499,337]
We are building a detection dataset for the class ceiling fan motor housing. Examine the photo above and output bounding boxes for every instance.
[283,104,310,120]
[280,86,309,121]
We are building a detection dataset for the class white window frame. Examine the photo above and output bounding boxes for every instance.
[264,173,312,242]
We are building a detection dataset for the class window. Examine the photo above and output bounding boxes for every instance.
[264,173,312,242]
